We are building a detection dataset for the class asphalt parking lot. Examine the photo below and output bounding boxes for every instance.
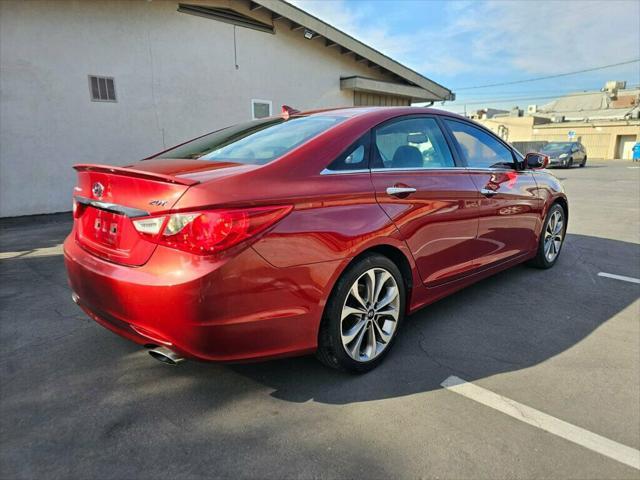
[1,160,639,479]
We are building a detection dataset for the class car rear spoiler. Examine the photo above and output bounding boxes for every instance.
[73,164,200,186]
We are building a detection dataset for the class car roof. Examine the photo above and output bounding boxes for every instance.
[294,106,468,122]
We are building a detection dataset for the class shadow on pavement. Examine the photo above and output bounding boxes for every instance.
[229,233,640,404]
[1,222,639,478]
[0,213,70,253]
[1,223,638,409]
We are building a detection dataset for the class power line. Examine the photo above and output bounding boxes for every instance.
[444,87,640,113]
[460,87,600,97]
[455,91,597,102]
[454,59,640,90]
[452,90,607,107]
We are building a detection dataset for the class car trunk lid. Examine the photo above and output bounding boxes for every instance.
[73,159,257,266]
[73,164,198,266]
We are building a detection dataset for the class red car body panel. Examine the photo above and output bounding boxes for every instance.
[64,107,567,363]
[65,238,338,361]
[466,168,543,270]
[371,169,481,286]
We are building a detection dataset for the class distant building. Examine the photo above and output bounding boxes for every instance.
[535,80,639,122]
[469,108,509,120]
[477,81,640,159]
[0,0,454,217]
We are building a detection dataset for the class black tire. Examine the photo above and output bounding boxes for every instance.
[316,253,406,373]
[528,203,566,269]
[580,156,587,167]
[567,158,574,168]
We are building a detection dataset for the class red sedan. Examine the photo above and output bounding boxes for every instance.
[64,107,567,372]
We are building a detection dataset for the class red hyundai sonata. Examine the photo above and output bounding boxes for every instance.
[64,107,567,372]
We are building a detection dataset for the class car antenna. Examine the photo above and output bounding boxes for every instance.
[281,105,300,120]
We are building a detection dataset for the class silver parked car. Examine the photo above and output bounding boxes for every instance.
[540,142,587,168]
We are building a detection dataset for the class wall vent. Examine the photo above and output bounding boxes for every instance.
[89,76,116,102]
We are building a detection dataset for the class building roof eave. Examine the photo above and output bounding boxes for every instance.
[253,0,454,101]
[340,76,447,102]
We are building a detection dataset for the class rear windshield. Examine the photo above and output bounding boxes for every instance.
[541,143,572,153]
[155,115,346,165]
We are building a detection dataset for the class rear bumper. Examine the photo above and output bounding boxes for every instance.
[64,232,341,362]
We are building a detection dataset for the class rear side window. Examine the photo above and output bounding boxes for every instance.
[326,133,370,171]
[157,115,346,165]
[444,119,514,169]
[373,117,454,169]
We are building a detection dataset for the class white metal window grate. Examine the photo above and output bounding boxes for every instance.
[251,99,272,119]
[89,75,117,102]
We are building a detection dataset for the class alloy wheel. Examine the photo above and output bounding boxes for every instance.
[340,268,400,362]
[544,209,564,262]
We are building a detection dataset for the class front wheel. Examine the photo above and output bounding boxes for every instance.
[580,156,587,167]
[528,204,566,269]
[317,254,406,373]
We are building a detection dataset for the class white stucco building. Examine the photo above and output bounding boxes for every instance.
[0,0,453,217]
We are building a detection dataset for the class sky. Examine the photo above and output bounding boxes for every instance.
[288,0,640,113]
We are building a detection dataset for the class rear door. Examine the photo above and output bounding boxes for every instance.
[442,118,541,269]
[370,115,482,287]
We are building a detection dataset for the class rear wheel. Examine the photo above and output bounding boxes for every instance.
[317,254,406,373]
[528,203,566,269]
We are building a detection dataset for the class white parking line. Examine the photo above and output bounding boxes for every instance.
[441,376,640,470]
[0,244,63,260]
[597,272,640,285]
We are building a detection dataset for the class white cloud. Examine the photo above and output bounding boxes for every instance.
[287,0,414,60]
[479,0,640,75]
[288,0,640,82]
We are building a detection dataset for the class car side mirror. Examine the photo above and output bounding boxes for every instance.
[525,152,549,169]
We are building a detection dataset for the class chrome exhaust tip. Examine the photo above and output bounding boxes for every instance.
[71,292,80,304]
[148,347,185,366]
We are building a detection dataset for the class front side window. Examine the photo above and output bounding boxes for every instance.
[444,119,514,169]
[156,115,346,165]
[373,117,455,169]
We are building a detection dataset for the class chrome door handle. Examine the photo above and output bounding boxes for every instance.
[386,187,417,196]
[480,188,498,197]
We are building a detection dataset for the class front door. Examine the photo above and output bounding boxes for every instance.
[442,118,542,269]
[370,116,481,287]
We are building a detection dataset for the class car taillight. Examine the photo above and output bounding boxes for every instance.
[132,206,292,255]
[132,216,165,235]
